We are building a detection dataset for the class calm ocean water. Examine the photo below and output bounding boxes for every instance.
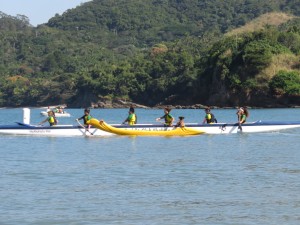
[1,108,300,225]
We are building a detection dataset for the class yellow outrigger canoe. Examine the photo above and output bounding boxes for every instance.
[88,118,204,136]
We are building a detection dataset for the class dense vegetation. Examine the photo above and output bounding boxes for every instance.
[0,0,300,107]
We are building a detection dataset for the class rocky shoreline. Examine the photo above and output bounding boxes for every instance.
[90,99,300,109]
[3,99,299,109]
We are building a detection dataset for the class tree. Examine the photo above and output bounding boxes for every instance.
[269,70,300,96]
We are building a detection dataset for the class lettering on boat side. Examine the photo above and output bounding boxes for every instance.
[29,130,51,133]
[125,127,170,131]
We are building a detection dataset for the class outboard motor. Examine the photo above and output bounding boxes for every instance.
[23,108,30,124]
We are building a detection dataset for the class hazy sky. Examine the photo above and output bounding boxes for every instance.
[0,0,91,26]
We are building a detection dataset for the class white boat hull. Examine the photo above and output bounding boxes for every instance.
[114,121,300,134]
[0,108,295,136]
[0,124,111,136]
[1,121,300,136]
[186,121,300,134]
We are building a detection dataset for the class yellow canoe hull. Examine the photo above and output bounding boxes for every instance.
[88,118,204,136]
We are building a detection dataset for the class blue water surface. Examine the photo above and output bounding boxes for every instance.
[0,108,300,225]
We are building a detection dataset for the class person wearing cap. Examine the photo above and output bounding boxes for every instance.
[202,107,217,124]
[122,108,137,125]
[236,107,249,124]
[175,116,185,127]
[156,107,174,127]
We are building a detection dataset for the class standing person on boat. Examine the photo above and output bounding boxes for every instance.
[122,108,137,125]
[237,107,249,124]
[202,107,217,124]
[175,116,185,127]
[76,108,92,131]
[39,111,57,126]
[156,107,174,127]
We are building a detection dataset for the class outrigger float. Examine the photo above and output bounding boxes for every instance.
[88,118,300,136]
[0,108,300,136]
[88,119,204,136]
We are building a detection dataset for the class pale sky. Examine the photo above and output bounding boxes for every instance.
[0,0,91,26]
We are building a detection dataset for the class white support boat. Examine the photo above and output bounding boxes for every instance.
[40,110,71,117]
[0,108,300,136]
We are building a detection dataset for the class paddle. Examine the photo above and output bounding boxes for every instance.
[156,119,177,128]
[237,110,243,132]
[237,122,242,131]
[76,119,93,135]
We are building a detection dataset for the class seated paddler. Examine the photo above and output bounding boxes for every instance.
[175,116,185,128]
[156,107,174,127]
[39,111,57,126]
[76,108,92,130]
[122,108,137,125]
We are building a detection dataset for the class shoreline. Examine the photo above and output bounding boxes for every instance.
[1,104,300,110]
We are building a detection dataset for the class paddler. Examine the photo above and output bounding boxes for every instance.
[76,108,92,130]
[156,107,174,127]
[236,106,249,131]
[202,107,217,124]
[236,107,249,124]
[175,116,185,127]
[39,110,57,126]
[122,108,137,125]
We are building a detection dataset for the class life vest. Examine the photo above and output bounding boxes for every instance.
[206,113,217,124]
[48,116,57,126]
[165,114,173,126]
[128,113,136,125]
[205,113,215,123]
[240,114,247,123]
[84,115,92,125]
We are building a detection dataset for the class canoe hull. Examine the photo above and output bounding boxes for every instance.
[88,119,300,136]
[0,124,109,136]
[1,121,300,136]
[187,121,300,134]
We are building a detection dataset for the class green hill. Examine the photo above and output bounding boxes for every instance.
[46,0,288,47]
[0,0,300,107]
[226,12,296,36]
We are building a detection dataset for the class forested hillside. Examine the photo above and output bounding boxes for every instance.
[47,0,299,47]
[0,0,300,108]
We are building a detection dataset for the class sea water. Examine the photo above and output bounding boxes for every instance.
[0,108,300,225]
